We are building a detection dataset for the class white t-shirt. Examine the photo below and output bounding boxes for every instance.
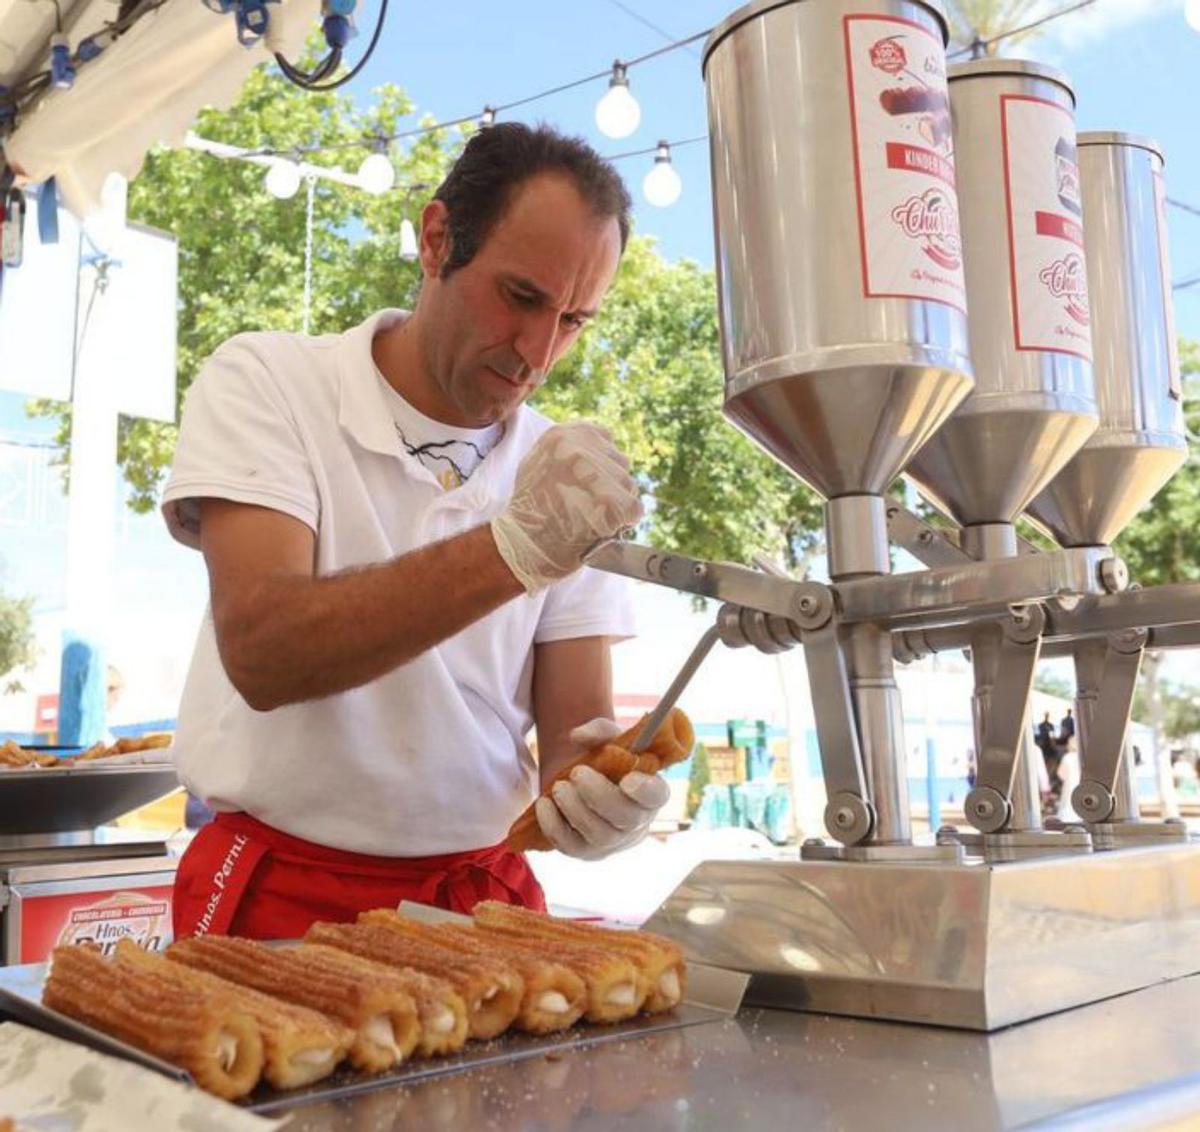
[162,309,635,855]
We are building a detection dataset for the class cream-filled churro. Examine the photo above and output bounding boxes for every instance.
[44,944,263,1100]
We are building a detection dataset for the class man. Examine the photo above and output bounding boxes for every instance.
[1035,710,1060,793]
[162,123,666,940]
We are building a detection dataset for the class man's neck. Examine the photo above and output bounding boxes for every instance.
[372,313,447,424]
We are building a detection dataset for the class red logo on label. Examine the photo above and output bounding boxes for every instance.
[891,187,961,269]
[870,36,907,76]
[1039,252,1090,325]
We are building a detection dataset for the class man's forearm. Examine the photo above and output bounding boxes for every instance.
[215,524,524,710]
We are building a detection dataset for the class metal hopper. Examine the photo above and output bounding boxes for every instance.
[1026,133,1187,549]
[906,59,1098,528]
[705,0,973,501]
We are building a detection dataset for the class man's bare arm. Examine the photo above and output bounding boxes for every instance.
[531,636,616,788]
[199,498,524,711]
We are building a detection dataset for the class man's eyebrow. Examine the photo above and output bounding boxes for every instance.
[505,275,597,320]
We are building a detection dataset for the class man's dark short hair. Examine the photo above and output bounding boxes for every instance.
[432,122,632,277]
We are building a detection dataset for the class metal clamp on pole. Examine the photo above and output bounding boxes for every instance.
[1072,629,1146,823]
[963,606,1046,834]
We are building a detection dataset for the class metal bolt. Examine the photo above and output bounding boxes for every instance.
[1099,557,1129,594]
[1080,791,1099,813]
[802,837,826,848]
[1165,817,1186,827]
[833,807,855,829]
[918,530,933,543]
[936,825,959,838]
[797,596,817,615]
[692,563,708,579]
[973,798,995,819]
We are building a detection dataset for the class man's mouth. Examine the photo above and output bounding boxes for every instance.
[487,366,527,388]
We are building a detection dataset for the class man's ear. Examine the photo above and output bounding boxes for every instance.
[419,199,451,279]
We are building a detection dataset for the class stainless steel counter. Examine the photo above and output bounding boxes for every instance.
[277,975,1200,1131]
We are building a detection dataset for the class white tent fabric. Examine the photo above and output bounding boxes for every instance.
[3,0,320,218]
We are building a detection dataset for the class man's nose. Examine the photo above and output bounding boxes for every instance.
[514,310,559,375]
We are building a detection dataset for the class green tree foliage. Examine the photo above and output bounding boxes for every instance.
[29,59,826,569]
[946,0,1044,53]
[1114,341,1200,587]
[1033,670,1072,700]
[0,585,37,693]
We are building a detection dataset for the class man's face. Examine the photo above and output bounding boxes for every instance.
[415,173,623,427]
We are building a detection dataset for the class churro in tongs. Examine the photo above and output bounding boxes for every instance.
[168,935,421,1072]
[304,921,523,1041]
[44,944,263,1100]
[360,910,587,1035]
[507,707,695,853]
[473,901,687,1013]
[114,940,353,1089]
[298,944,469,1058]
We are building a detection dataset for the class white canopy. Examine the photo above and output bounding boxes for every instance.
[1,0,319,218]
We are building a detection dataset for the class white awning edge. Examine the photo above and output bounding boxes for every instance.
[3,0,321,218]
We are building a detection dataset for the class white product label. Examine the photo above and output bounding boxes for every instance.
[1001,95,1092,361]
[843,14,965,311]
[1152,167,1181,400]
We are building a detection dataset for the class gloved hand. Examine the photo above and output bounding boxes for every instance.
[534,717,671,860]
[491,422,642,594]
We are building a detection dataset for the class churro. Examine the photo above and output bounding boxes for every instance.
[304,921,523,1041]
[115,940,353,1089]
[359,910,588,1035]
[473,901,686,1012]
[297,944,469,1058]
[168,936,420,1073]
[507,707,694,852]
[44,944,263,1100]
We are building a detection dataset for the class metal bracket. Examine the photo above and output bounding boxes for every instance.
[1073,629,1147,822]
[587,539,1123,633]
[798,620,874,846]
[800,838,963,863]
[885,503,972,568]
[964,607,1046,833]
[982,828,1093,862]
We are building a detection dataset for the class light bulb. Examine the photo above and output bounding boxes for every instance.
[643,142,681,207]
[358,151,396,195]
[595,63,640,139]
[1187,0,1200,32]
[265,160,301,200]
[399,218,418,262]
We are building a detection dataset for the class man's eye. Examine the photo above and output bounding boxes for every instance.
[562,314,588,331]
[510,290,538,307]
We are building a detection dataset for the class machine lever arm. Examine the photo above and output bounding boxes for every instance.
[1072,631,1146,823]
[964,608,1045,834]
[800,621,875,846]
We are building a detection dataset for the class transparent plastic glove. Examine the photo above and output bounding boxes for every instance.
[535,718,670,861]
[491,422,642,594]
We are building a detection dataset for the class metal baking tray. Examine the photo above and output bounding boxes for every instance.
[0,766,180,835]
[0,953,746,1114]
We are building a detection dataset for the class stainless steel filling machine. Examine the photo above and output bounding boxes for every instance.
[587,0,1200,1031]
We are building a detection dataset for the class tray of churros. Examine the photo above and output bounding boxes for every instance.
[0,901,746,1115]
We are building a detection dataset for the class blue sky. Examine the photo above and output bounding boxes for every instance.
[338,0,1200,339]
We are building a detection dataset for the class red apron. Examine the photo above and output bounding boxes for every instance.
[172,812,545,941]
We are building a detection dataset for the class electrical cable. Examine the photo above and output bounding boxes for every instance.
[948,0,1098,59]
[274,0,389,92]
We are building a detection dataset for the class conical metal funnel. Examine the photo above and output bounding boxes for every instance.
[704,0,972,500]
[907,59,1098,525]
[1026,133,1186,547]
